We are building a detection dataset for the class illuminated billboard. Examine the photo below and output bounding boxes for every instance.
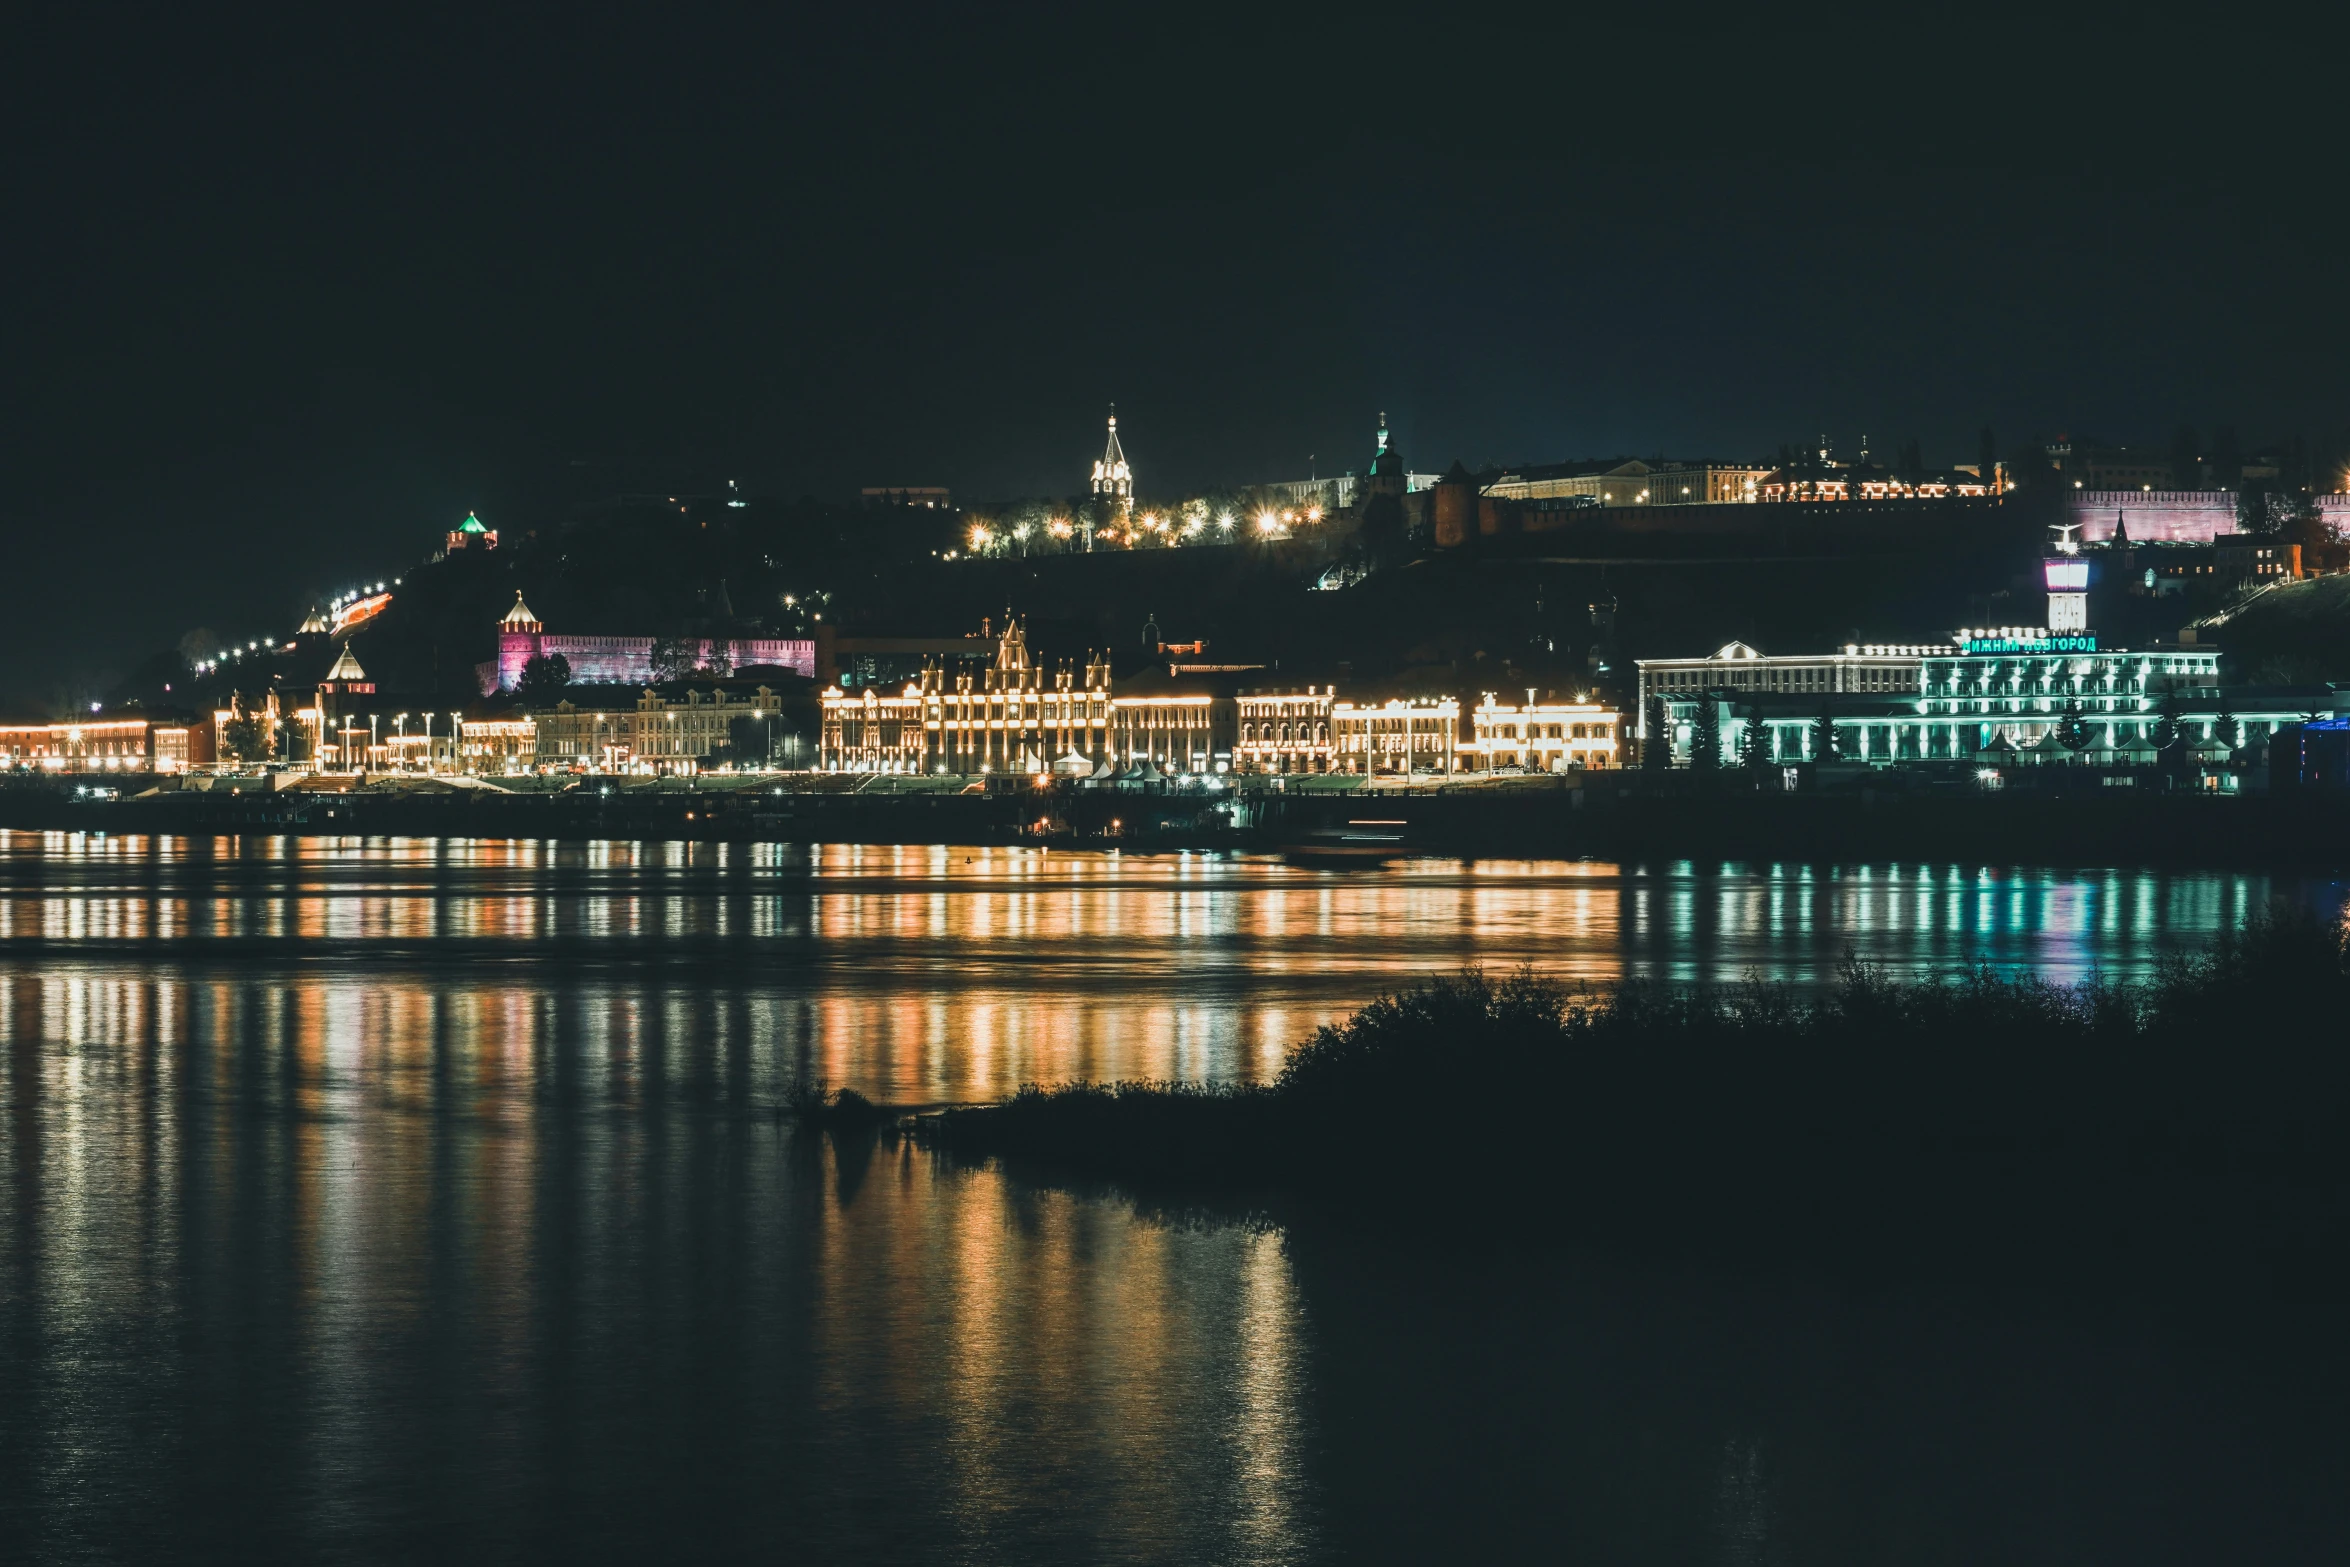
[2043,559,2090,592]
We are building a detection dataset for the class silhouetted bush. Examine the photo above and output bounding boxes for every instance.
[782,1081,894,1131]
[931,910,2350,1267]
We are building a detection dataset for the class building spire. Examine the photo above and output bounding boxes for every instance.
[1091,404,1133,507]
[1376,411,1389,456]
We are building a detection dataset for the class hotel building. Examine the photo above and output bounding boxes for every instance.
[1461,696,1620,771]
[1330,698,1462,778]
[1235,686,1336,774]
[0,719,181,773]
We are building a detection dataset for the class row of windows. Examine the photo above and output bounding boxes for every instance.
[1651,666,1908,691]
[1483,723,1613,740]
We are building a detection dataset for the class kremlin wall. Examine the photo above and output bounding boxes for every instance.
[480,592,816,694]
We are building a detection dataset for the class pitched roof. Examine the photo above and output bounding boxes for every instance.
[324,643,367,681]
[502,591,541,626]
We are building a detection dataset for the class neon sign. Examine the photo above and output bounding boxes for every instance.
[1962,634,2097,655]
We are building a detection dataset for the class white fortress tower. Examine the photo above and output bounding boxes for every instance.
[2044,521,2089,633]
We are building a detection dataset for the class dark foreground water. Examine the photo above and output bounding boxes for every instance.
[3,832,2348,1563]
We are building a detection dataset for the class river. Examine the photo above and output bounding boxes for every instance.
[3,831,2346,1562]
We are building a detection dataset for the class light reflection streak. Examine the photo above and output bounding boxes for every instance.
[0,832,2343,1102]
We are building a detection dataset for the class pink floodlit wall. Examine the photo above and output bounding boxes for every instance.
[482,633,815,694]
[2067,491,2238,543]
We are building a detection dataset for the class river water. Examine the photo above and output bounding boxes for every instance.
[3,831,2347,1562]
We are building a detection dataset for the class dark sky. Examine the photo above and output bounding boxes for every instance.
[6,7,2347,705]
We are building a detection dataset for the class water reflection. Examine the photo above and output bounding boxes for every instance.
[1,833,2339,1103]
[6,830,2349,1561]
[0,1013,1317,1563]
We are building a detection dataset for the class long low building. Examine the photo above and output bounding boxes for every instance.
[819,621,1623,778]
[0,719,196,773]
[1641,629,2341,766]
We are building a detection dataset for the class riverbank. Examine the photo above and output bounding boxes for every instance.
[923,916,2350,1278]
[12,771,2350,867]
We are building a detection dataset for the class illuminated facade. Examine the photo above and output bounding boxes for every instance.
[821,619,1112,774]
[1462,697,1619,771]
[531,694,640,770]
[1648,632,2336,765]
[484,592,816,695]
[1108,671,1227,774]
[1484,459,1771,507]
[1236,687,1335,773]
[458,718,536,773]
[0,720,163,772]
[1331,698,1461,778]
[313,644,375,770]
[1636,642,1935,754]
[631,685,784,771]
[1756,465,1993,502]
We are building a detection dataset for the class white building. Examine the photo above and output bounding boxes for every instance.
[1461,696,1620,772]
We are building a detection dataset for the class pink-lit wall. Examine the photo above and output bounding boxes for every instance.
[482,634,815,695]
[2067,491,2238,543]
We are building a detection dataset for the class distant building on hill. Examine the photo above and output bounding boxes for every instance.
[1484,458,1771,507]
[860,487,952,510]
[444,511,498,553]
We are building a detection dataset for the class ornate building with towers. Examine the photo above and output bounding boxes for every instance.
[820,616,1113,774]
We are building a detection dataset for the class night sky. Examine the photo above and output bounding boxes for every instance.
[7,8,2346,705]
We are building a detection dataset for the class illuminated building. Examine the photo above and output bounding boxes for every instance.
[1091,406,1133,508]
[822,684,928,773]
[444,510,498,552]
[1331,698,1461,778]
[1755,461,1992,502]
[1108,668,1231,774]
[152,725,193,772]
[1637,641,1935,736]
[1236,687,1335,773]
[458,717,536,773]
[1483,459,1771,507]
[2213,540,2302,584]
[1260,415,1443,512]
[313,643,375,770]
[296,606,331,636]
[629,684,785,772]
[821,618,1111,774]
[530,690,642,770]
[1649,625,2336,768]
[0,719,166,772]
[1483,459,1657,508]
[484,591,816,694]
[1461,696,1620,771]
